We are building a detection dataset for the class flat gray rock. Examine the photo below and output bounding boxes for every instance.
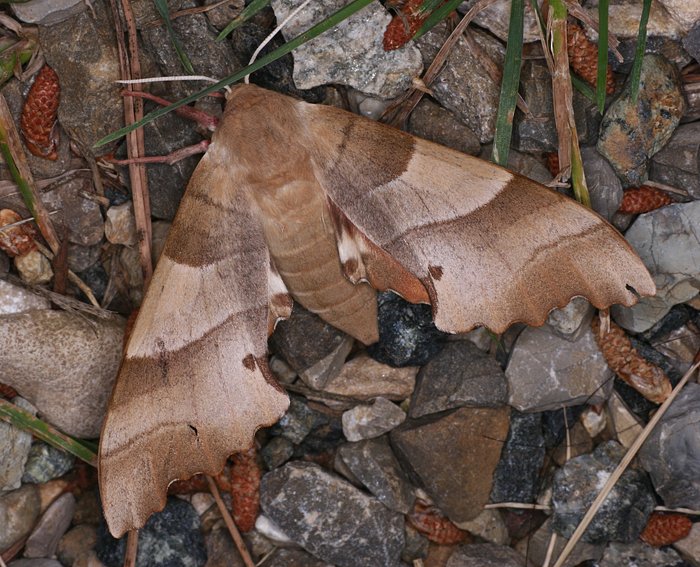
[342,397,406,441]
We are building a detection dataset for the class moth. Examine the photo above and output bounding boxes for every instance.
[99,84,655,537]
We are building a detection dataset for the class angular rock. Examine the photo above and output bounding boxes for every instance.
[260,436,294,470]
[96,497,207,567]
[597,54,685,186]
[7,560,64,567]
[391,406,510,524]
[0,484,41,550]
[673,521,700,567]
[656,0,700,31]
[22,443,75,484]
[368,292,446,367]
[0,279,50,314]
[0,397,35,491]
[651,122,700,200]
[546,297,595,342]
[338,437,415,513]
[67,244,101,273]
[583,3,683,40]
[552,441,655,543]
[597,541,686,567]
[24,492,76,558]
[271,0,422,98]
[0,310,125,437]
[607,391,644,449]
[581,146,624,222]
[322,354,417,401]
[506,326,613,411]
[342,397,406,441]
[15,250,53,285]
[416,27,503,143]
[639,382,700,509]
[490,411,545,504]
[461,0,542,43]
[57,524,98,567]
[410,340,508,418]
[259,548,333,567]
[202,524,246,567]
[40,178,104,247]
[276,396,319,444]
[104,202,137,246]
[408,98,480,156]
[12,0,86,25]
[612,201,700,332]
[514,518,604,567]
[446,543,525,567]
[270,305,353,389]
[683,21,700,62]
[454,509,509,546]
[260,461,404,567]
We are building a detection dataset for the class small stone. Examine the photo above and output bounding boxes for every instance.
[446,543,525,566]
[37,480,69,513]
[203,525,245,567]
[580,406,607,439]
[639,382,700,509]
[68,244,102,273]
[0,279,50,314]
[11,0,86,24]
[22,443,75,484]
[342,397,406,441]
[656,0,700,31]
[73,491,103,526]
[650,122,700,200]
[0,484,41,550]
[275,396,319,444]
[514,518,604,567]
[270,305,353,389]
[454,509,509,546]
[254,514,293,544]
[259,548,333,567]
[0,397,35,491]
[612,201,700,332]
[391,406,510,524]
[546,297,595,341]
[40,179,105,247]
[368,292,446,367]
[7,560,64,567]
[673,521,700,566]
[96,497,206,567]
[271,0,422,99]
[24,492,76,558]
[338,437,415,513]
[322,354,417,401]
[551,421,594,467]
[416,26,503,143]
[597,54,685,186]
[490,411,545,504]
[607,391,644,449]
[346,89,391,120]
[506,326,613,412]
[0,310,125,437]
[15,249,53,285]
[584,3,684,39]
[104,202,137,246]
[410,341,507,418]
[461,0,543,43]
[683,21,700,62]
[260,436,294,470]
[581,146,624,222]
[408,98,481,156]
[260,461,404,567]
[57,524,99,566]
[597,541,686,567]
[551,441,655,543]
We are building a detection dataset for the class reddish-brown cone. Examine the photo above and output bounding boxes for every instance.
[619,185,673,214]
[20,65,60,161]
[230,446,261,532]
[0,209,37,257]
[407,501,468,545]
[641,513,692,547]
[567,22,616,95]
[384,0,433,51]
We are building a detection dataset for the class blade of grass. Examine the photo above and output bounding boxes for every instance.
[628,0,651,103]
[95,0,375,148]
[217,0,271,40]
[596,0,609,113]
[491,0,524,166]
[153,0,195,74]
[415,0,463,39]
[0,398,97,467]
[572,73,596,103]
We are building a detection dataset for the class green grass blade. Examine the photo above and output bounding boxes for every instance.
[95,0,375,148]
[491,0,524,166]
[217,0,271,41]
[571,73,596,103]
[415,0,463,39]
[153,0,195,74]
[596,0,609,113]
[0,399,97,467]
[629,0,651,103]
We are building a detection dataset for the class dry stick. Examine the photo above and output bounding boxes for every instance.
[206,475,256,567]
[123,529,139,567]
[0,94,60,253]
[111,0,153,287]
[552,357,700,567]
[385,0,497,127]
[34,240,100,307]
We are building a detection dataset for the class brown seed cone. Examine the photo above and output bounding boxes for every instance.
[230,445,261,532]
[384,0,438,51]
[567,23,616,95]
[0,208,37,257]
[641,512,692,547]
[20,65,60,161]
[591,315,672,404]
[407,501,468,545]
[618,185,672,214]
[0,383,19,399]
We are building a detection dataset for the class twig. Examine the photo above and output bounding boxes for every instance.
[33,240,100,307]
[123,530,138,567]
[552,356,700,567]
[206,475,255,567]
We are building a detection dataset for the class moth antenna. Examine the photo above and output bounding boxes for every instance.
[245,0,313,84]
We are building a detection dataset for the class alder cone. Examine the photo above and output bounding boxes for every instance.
[618,185,672,214]
[406,501,468,544]
[591,316,672,404]
[20,65,60,161]
[230,446,261,532]
[0,209,37,257]
[567,23,616,95]
[640,513,692,547]
[383,0,431,51]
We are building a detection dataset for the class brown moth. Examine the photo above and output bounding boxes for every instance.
[99,84,655,537]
